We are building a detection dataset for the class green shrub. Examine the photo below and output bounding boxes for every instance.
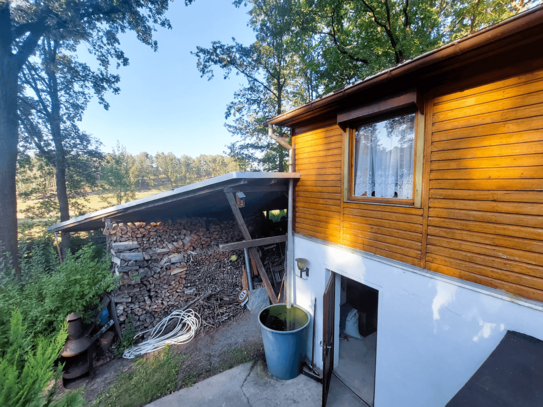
[113,315,136,358]
[0,309,83,407]
[0,243,118,340]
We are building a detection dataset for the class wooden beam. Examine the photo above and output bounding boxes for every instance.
[219,235,287,251]
[224,191,278,304]
[108,294,123,339]
[224,185,288,193]
[249,248,278,304]
[225,192,252,240]
[337,89,420,127]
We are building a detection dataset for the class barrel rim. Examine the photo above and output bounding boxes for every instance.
[258,303,310,335]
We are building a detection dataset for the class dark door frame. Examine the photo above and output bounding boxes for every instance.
[324,270,381,407]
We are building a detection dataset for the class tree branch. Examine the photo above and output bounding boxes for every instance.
[233,65,278,98]
[329,10,369,64]
[14,23,47,71]
[268,126,291,150]
[359,0,403,64]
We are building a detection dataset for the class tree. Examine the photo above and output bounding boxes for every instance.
[194,154,242,180]
[178,155,196,185]
[0,0,182,270]
[310,0,538,92]
[100,143,136,206]
[155,152,181,189]
[130,152,155,189]
[193,0,306,171]
[18,35,110,254]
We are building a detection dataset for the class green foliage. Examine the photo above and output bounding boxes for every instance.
[129,152,155,188]
[155,152,183,189]
[16,154,97,222]
[0,309,83,407]
[193,0,297,171]
[93,347,187,407]
[0,243,117,340]
[193,0,537,169]
[267,209,287,222]
[100,143,137,205]
[113,316,136,358]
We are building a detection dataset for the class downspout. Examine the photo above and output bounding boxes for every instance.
[287,147,294,309]
[244,248,254,291]
[268,124,294,309]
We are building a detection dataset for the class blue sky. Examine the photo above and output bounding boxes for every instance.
[79,0,256,157]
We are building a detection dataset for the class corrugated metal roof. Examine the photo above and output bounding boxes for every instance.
[49,172,299,233]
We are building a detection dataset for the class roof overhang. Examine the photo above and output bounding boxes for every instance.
[268,5,543,128]
[49,172,300,233]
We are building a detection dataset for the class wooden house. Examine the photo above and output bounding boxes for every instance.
[268,6,543,407]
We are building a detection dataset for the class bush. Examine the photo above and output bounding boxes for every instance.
[0,243,118,340]
[0,309,83,407]
[113,315,136,358]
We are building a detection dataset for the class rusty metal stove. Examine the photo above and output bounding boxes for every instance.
[61,312,95,382]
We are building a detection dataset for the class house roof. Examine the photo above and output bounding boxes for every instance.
[447,330,543,407]
[268,5,543,127]
[48,172,299,233]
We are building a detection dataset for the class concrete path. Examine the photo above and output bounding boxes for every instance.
[147,360,321,407]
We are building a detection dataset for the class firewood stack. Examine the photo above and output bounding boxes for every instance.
[104,217,247,333]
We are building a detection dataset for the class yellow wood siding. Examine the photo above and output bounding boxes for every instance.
[427,69,543,302]
[293,125,424,267]
[293,68,543,302]
[294,126,343,245]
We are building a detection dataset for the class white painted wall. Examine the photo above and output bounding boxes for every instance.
[292,234,543,407]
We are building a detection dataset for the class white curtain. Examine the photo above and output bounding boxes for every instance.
[353,114,415,199]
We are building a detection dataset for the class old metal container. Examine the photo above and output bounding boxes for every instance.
[61,312,92,358]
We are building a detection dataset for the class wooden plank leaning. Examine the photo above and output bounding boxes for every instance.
[224,191,278,304]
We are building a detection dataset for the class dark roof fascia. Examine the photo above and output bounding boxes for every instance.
[48,172,300,233]
[268,5,543,127]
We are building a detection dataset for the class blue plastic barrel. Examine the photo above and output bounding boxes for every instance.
[259,304,310,380]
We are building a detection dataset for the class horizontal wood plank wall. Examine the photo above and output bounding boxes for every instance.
[293,125,424,267]
[428,69,543,302]
[294,125,343,245]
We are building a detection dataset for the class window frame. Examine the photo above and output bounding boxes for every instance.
[346,111,424,208]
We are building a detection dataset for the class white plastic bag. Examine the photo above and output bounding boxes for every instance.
[344,307,362,339]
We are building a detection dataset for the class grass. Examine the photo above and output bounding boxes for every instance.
[17,189,163,221]
[91,343,265,407]
[92,348,188,407]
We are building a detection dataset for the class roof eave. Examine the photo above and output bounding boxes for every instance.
[48,171,300,233]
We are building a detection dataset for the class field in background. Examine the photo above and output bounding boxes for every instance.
[17,188,163,238]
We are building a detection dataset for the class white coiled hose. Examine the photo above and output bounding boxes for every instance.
[123,309,201,359]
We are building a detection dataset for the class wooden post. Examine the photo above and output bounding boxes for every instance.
[108,294,123,340]
[53,232,63,264]
[224,191,278,304]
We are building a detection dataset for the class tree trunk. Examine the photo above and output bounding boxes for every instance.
[276,89,285,172]
[0,50,20,274]
[55,164,71,256]
[48,50,71,257]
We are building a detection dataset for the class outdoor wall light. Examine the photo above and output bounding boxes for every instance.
[236,192,246,208]
[295,258,309,279]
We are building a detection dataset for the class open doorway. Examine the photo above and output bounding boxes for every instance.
[334,275,378,407]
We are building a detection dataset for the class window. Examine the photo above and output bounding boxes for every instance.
[350,113,418,205]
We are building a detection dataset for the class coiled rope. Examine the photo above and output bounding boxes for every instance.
[123,309,201,359]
